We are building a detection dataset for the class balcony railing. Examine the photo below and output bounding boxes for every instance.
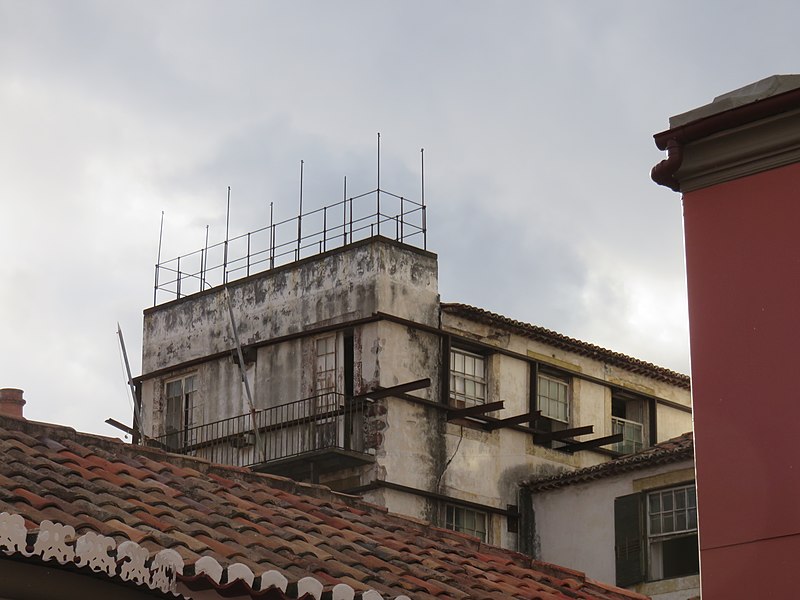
[149,393,371,472]
[611,416,644,454]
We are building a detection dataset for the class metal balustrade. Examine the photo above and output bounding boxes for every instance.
[153,188,426,305]
[611,416,644,454]
[149,393,370,470]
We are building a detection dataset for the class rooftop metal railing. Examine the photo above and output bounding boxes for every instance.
[153,188,426,305]
[149,393,370,469]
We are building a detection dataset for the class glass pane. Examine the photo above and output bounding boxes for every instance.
[166,380,182,398]
[663,513,674,533]
[676,490,686,509]
[650,515,661,535]
[688,508,698,529]
[676,512,687,531]
[688,489,697,508]
[649,494,660,513]
[663,492,674,511]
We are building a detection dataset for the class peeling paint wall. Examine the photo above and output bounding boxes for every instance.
[140,238,439,437]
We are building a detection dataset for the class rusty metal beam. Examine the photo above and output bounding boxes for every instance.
[484,411,542,431]
[356,378,431,400]
[447,401,504,420]
[535,424,594,442]
[559,433,623,454]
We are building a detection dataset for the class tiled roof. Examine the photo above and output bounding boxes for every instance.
[0,414,648,600]
[440,303,690,389]
[523,432,694,492]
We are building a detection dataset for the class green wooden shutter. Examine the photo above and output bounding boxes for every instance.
[614,492,644,587]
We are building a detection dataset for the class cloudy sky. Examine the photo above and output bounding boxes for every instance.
[1,1,796,436]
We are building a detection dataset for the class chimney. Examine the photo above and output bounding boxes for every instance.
[0,388,26,418]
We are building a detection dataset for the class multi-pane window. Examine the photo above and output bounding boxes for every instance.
[537,374,569,423]
[314,336,339,448]
[444,504,487,542]
[450,349,486,407]
[315,336,337,395]
[647,485,699,580]
[164,374,198,450]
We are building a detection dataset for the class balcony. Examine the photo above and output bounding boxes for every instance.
[611,416,644,454]
[149,393,374,480]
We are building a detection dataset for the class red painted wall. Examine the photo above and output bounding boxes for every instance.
[683,161,800,597]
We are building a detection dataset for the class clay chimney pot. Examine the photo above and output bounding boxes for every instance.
[0,388,26,419]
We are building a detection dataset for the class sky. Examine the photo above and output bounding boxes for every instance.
[1,1,798,436]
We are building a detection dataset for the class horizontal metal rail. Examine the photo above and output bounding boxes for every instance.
[154,188,426,305]
[149,393,371,469]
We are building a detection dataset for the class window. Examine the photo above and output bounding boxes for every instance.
[450,349,486,407]
[315,336,337,395]
[444,504,487,542]
[314,336,340,449]
[164,374,198,450]
[537,374,569,423]
[647,485,699,581]
[612,395,645,454]
[614,484,699,587]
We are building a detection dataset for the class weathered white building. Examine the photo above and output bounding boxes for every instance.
[521,432,698,600]
[137,225,692,552]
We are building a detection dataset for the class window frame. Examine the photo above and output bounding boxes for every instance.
[646,483,699,581]
[536,372,570,424]
[611,393,648,454]
[449,347,488,408]
[443,503,488,542]
[614,483,699,587]
[163,373,199,449]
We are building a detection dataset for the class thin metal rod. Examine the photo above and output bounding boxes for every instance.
[343,176,347,245]
[224,186,231,285]
[377,132,381,235]
[176,256,181,299]
[269,202,274,269]
[202,225,209,290]
[297,160,304,260]
[421,148,426,250]
[154,210,165,306]
[223,287,263,452]
[117,323,142,444]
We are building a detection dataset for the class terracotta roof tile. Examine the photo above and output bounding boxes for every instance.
[524,431,694,491]
[0,414,648,600]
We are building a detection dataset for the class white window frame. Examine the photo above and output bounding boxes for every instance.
[164,374,199,448]
[449,348,487,407]
[646,484,698,581]
[444,504,487,542]
[537,373,569,423]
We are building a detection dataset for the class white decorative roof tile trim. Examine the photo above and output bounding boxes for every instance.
[0,512,411,599]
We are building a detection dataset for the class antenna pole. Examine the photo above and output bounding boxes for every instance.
[224,186,231,285]
[297,160,304,260]
[421,148,427,250]
[376,132,381,235]
[269,201,274,269]
[343,176,347,245]
[154,210,165,306]
[202,225,209,290]
[117,323,142,444]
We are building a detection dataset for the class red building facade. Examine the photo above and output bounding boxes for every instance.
[652,75,800,598]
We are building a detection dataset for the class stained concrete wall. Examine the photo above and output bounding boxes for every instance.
[139,234,692,555]
[530,460,699,600]
[140,238,439,436]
